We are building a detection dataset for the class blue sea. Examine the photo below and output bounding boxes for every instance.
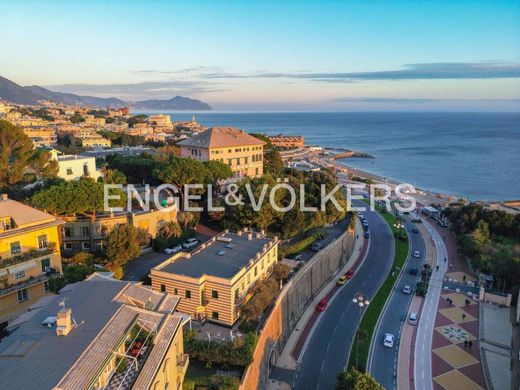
[141,111,520,201]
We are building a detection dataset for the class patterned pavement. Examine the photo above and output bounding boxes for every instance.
[431,291,486,390]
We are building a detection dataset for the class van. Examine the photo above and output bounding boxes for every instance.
[408,312,418,325]
[183,237,199,249]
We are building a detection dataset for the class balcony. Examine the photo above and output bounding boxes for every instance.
[0,243,57,269]
[0,273,53,297]
[176,353,189,373]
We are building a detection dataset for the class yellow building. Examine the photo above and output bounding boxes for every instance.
[0,275,188,390]
[0,194,63,325]
[178,126,265,178]
[150,229,279,326]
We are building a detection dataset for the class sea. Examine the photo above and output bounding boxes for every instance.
[139,111,520,202]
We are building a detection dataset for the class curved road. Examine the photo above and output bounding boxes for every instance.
[294,203,394,390]
[368,217,426,389]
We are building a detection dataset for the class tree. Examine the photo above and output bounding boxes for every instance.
[159,221,182,239]
[152,156,209,198]
[102,168,127,184]
[204,160,233,183]
[104,224,141,266]
[272,262,291,282]
[0,120,35,187]
[29,148,58,179]
[70,113,85,123]
[336,368,384,390]
[263,149,284,175]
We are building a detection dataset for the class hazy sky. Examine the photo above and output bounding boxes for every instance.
[1,0,519,111]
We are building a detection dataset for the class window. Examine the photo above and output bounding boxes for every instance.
[234,289,239,302]
[10,241,22,255]
[63,227,73,238]
[185,290,191,299]
[244,156,248,164]
[66,168,73,176]
[160,284,166,292]
[44,281,49,292]
[41,258,51,272]
[38,234,48,249]
[254,267,258,277]
[17,288,29,302]
[247,274,251,284]
[174,288,178,295]
[255,167,259,176]
[80,226,90,237]
[14,270,25,279]
[212,290,219,299]
[212,311,219,320]
[82,242,90,250]
[261,259,265,269]
[64,243,73,250]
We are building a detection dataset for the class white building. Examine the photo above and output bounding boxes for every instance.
[50,150,102,181]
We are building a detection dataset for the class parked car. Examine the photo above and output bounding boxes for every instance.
[362,224,369,232]
[294,254,303,261]
[362,219,369,226]
[337,275,348,286]
[345,270,354,280]
[403,285,412,294]
[408,312,418,325]
[412,227,419,233]
[316,298,328,312]
[413,250,421,258]
[364,231,370,239]
[383,333,395,348]
[164,245,182,255]
[183,237,199,250]
[409,268,418,276]
[311,241,324,252]
[358,213,365,220]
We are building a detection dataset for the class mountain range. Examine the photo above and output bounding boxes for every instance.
[0,75,212,110]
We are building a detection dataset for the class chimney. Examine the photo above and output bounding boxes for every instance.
[56,307,73,336]
[1,194,8,201]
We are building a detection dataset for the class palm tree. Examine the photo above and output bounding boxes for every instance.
[159,221,182,239]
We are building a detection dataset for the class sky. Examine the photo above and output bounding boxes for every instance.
[1,0,519,111]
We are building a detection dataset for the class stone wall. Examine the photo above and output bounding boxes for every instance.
[240,228,356,389]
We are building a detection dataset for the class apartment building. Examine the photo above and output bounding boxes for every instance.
[84,115,106,126]
[0,275,188,390]
[50,150,102,181]
[178,126,265,178]
[61,207,177,254]
[150,114,173,129]
[267,134,305,149]
[0,194,63,325]
[150,229,279,326]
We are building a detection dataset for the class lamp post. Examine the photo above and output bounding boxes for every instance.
[353,292,370,370]
[393,220,403,241]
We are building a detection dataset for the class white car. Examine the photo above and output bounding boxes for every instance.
[403,285,412,294]
[408,312,418,325]
[413,250,421,258]
[183,238,199,249]
[164,245,182,255]
[383,333,395,348]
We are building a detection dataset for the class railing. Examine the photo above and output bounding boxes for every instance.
[0,273,53,297]
[0,245,57,268]
[176,354,189,369]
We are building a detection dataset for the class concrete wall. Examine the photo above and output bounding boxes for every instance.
[480,287,512,307]
[240,228,356,390]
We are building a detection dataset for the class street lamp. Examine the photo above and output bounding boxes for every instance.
[353,292,370,370]
[393,220,403,240]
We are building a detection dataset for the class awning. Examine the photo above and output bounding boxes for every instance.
[8,260,37,274]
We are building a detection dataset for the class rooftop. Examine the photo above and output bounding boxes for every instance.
[157,231,275,279]
[0,195,59,232]
[177,126,265,149]
[0,275,182,390]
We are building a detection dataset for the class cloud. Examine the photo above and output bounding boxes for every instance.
[334,97,520,104]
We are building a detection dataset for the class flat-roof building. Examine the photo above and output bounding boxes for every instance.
[150,229,278,326]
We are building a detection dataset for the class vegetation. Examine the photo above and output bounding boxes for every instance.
[279,230,327,258]
[184,362,240,390]
[48,263,96,292]
[347,205,409,372]
[104,224,142,267]
[184,329,258,368]
[69,113,85,123]
[445,203,520,289]
[241,277,279,321]
[0,119,36,187]
[98,129,145,146]
[336,368,384,390]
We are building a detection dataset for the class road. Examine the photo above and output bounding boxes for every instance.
[367,217,426,389]
[294,202,394,390]
[414,219,448,390]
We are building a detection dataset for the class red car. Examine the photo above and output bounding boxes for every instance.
[316,298,329,312]
[345,270,354,280]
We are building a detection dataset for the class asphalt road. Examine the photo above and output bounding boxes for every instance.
[294,202,394,390]
[368,217,426,389]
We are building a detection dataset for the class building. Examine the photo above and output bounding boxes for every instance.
[79,136,112,149]
[81,145,154,160]
[0,194,63,325]
[61,207,177,254]
[267,134,304,149]
[150,114,173,129]
[178,126,265,178]
[50,150,102,181]
[150,229,279,326]
[0,275,188,390]
[84,115,106,126]
[23,127,57,148]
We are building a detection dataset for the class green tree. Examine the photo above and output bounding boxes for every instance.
[204,160,233,183]
[152,156,209,199]
[0,120,35,187]
[158,221,182,239]
[102,168,127,184]
[70,113,85,123]
[263,149,284,175]
[104,224,141,266]
[336,368,384,390]
[29,148,58,179]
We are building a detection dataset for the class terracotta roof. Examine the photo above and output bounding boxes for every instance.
[177,126,265,148]
[0,198,57,229]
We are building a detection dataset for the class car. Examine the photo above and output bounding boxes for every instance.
[412,227,419,234]
[409,268,418,276]
[311,241,324,252]
[408,312,418,325]
[402,285,412,294]
[316,298,328,312]
[364,231,370,239]
[362,224,369,232]
[337,275,348,286]
[183,237,199,249]
[413,250,421,258]
[362,219,369,226]
[164,245,182,255]
[345,270,354,280]
[383,333,395,348]
[294,254,303,261]
[358,213,365,220]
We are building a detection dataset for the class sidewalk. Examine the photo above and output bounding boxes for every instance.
[273,219,366,374]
